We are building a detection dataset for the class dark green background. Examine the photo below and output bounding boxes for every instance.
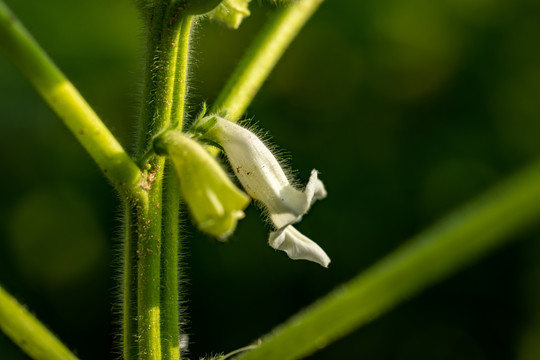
[1,0,540,359]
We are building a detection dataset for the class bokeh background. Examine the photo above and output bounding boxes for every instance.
[2,0,540,359]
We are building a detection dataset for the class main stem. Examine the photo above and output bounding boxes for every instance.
[127,6,193,360]
[160,165,182,360]
[171,16,194,131]
[136,177,164,360]
[161,15,193,360]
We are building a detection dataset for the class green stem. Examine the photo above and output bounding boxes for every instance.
[0,285,79,360]
[137,166,164,360]
[0,1,143,199]
[134,6,188,360]
[237,161,540,360]
[160,15,193,360]
[136,3,166,156]
[170,15,194,131]
[160,163,181,360]
[123,202,139,360]
[211,0,324,121]
[136,5,183,159]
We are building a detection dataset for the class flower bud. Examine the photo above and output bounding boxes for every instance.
[156,130,250,239]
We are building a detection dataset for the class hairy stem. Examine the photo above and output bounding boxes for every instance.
[132,5,189,360]
[136,3,167,156]
[137,168,164,360]
[212,0,324,121]
[0,285,79,360]
[136,5,183,158]
[160,14,193,360]
[0,0,143,199]
[236,161,540,360]
[161,164,181,360]
[123,202,139,360]
[171,15,194,131]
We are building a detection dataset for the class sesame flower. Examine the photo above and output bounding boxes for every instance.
[197,116,330,266]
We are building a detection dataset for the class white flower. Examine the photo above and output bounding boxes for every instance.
[200,116,330,266]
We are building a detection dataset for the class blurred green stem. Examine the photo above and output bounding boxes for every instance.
[0,285,79,360]
[212,0,324,121]
[237,161,540,360]
[0,0,143,200]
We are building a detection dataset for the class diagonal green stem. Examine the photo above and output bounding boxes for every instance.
[211,0,324,121]
[0,1,143,199]
[0,284,79,360]
[236,160,540,360]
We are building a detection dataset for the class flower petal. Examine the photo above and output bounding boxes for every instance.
[305,169,327,206]
[269,225,330,267]
[268,170,326,228]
